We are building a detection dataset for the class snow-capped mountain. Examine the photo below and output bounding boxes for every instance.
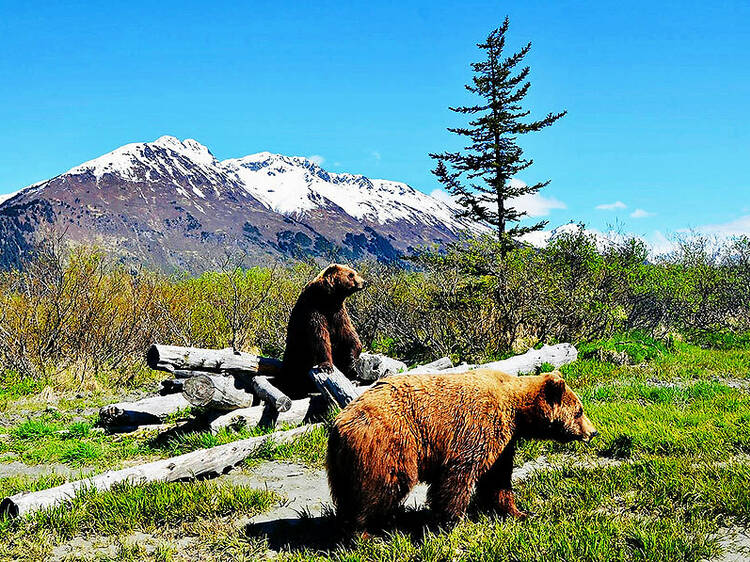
[223,152,470,232]
[0,136,481,270]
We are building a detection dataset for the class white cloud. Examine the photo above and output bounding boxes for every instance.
[630,208,655,219]
[513,192,567,217]
[682,215,750,238]
[430,179,566,218]
[596,201,627,211]
[307,154,325,166]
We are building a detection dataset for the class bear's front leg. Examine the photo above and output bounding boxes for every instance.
[310,315,335,373]
[474,441,527,519]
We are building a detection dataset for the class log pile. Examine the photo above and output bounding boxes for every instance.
[97,346,418,433]
[97,343,578,433]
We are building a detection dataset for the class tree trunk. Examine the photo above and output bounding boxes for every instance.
[147,344,282,377]
[0,424,320,518]
[355,353,408,382]
[98,394,191,427]
[309,365,360,408]
[208,395,328,433]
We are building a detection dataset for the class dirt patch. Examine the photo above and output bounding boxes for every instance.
[709,524,750,562]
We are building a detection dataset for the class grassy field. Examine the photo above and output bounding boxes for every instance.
[0,338,748,561]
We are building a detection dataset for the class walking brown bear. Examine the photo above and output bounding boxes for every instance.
[278,264,366,399]
[326,369,597,530]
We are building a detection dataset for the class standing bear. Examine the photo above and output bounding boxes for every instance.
[327,370,597,530]
[278,264,366,399]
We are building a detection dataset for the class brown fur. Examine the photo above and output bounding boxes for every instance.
[279,264,366,398]
[326,370,597,530]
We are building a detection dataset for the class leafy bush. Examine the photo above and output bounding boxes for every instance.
[0,232,748,388]
[578,332,673,364]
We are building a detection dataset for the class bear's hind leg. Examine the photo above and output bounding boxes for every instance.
[340,472,414,532]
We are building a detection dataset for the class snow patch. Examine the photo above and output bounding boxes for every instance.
[223,152,480,233]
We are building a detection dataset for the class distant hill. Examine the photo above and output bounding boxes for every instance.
[0,136,484,270]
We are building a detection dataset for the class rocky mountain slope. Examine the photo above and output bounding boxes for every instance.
[0,136,482,270]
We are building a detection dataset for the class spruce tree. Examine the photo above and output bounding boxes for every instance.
[430,17,566,256]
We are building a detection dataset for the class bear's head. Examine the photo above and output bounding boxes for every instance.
[519,372,597,443]
[315,263,366,297]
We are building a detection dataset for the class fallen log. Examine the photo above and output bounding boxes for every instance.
[208,395,328,433]
[249,376,292,412]
[0,424,320,519]
[98,394,191,427]
[309,365,360,408]
[182,374,291,413]
[147,344,282,377]
[353,344,579,397]
[406,344,578,376]
[183,374,255,411]
[105,423,175,435]
[411,356,453,371]
[355,353,408,382]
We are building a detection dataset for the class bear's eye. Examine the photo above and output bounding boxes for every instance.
[574,408,583,419]
[349,273,355,279]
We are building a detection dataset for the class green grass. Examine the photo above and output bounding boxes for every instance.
[276,457,748,562]
[1,336,749,560]
[1,417,155,468]
[686,330,750,350]
[249,423,329,468]
[577,331,673,364]
[0,370,43,400]
[0,479,279,560]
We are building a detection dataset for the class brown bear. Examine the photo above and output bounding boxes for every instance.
[278,264,366,399]
[326,369,597,530]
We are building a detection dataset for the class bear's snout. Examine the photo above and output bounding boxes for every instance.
[579,415,598,442]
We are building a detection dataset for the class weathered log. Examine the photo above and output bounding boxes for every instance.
[0,424,320,518]
[354,344,580,396]
[406,344,578,376]
[182,374,292,413]
[476,343,578,375]
[309,365,360,408]
[355,353,408,382]
[105,423,174,435]
[159,379,184,395]
[182,374,255,411]
[208,395,328,433]
[172,369,218,379]
[250,376,292,412]
[413,356,453,371]
[98,394,191,427]
[147,344,282,377]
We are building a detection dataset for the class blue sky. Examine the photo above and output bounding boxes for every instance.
[1,0,748,246]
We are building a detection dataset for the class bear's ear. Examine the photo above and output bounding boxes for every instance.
[543,373,566,405]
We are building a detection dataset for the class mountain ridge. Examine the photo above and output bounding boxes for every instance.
[0,136,484,270]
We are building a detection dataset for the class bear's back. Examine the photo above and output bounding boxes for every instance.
[338,370,525,433]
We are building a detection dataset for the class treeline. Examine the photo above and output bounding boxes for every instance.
[0,230,748,388]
